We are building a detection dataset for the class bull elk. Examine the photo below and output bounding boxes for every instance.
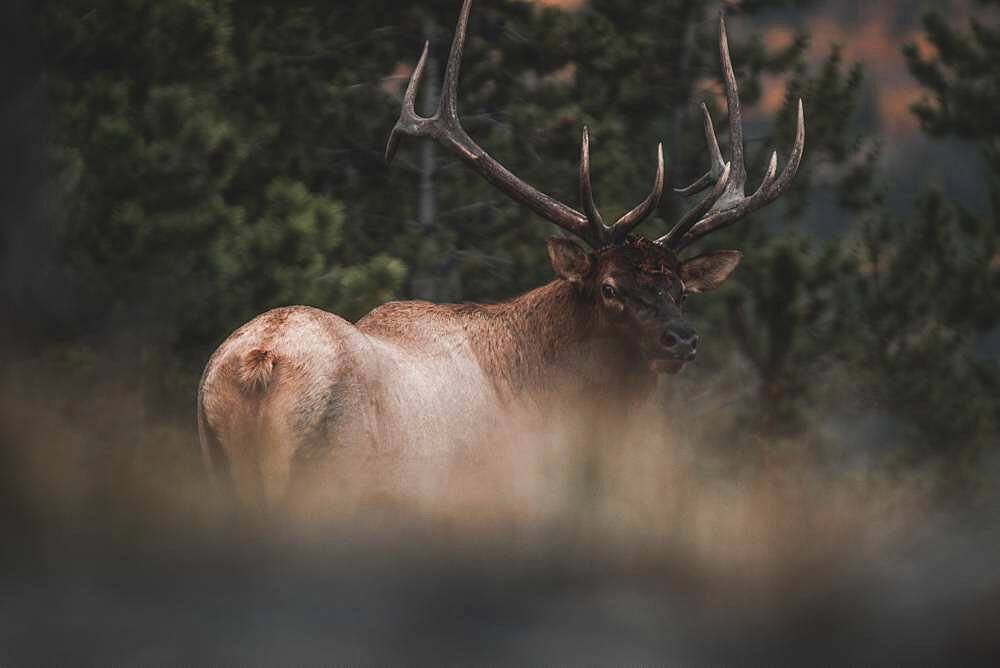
[198,0,805,510]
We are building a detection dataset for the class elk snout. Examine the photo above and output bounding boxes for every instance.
[659,323,698,361]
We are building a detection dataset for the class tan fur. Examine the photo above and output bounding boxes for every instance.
[358,281,606,396]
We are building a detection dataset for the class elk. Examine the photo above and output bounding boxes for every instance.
[197,0,804,511]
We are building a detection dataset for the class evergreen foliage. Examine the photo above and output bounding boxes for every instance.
[836,5,1000,463]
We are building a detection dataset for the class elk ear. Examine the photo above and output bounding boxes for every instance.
[679,250,742,293]
[546,237,594,284]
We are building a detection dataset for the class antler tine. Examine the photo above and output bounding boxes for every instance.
[385,41,430,165]
[717,11,747,198]
[580,129,666,245]
[610,142,664,240]
[674,102,726,197]
[439,0,472,127]
[579,126,607,241]
[385,0,595,244]
[656,161,731,246]
[757,100,804,200]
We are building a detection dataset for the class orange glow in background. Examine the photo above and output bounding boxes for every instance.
[528,0,996,139]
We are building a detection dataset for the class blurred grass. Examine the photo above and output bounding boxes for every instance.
[2,349,999,663]
[0,348,933,595]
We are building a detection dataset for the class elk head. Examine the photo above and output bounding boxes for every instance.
[386,0,805,374]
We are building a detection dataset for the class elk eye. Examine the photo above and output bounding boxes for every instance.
[601,284,618,299]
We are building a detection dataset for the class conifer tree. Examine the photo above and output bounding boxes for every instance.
[835,6,1000,463]
[40,0,407,360]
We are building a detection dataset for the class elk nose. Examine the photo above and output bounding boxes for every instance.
[660,327,698,361]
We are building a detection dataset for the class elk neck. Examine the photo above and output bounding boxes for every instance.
[463,278,649,400]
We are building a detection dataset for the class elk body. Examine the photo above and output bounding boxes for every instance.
[197,0,805,510]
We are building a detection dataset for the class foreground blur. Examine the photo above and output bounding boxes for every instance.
[2,353,999,664]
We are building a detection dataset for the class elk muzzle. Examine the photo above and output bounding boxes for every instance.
[660,323,698,360]
[648,320,698,374]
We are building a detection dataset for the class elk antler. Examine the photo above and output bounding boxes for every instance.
[657,12,805,252]
[385,0,664,249]
[579,126,664,245]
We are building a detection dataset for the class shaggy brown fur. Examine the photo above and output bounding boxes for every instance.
[239,349,276,393]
